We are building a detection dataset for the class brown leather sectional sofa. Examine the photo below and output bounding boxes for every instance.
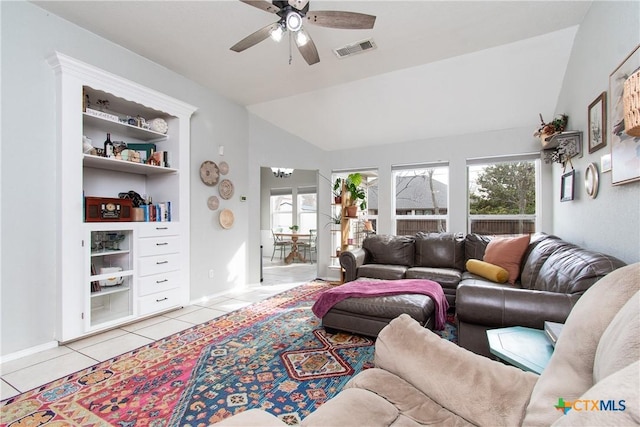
[339,232,626,357]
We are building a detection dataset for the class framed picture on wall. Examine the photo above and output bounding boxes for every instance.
[588,92,607,153]
[561,170,575,202]
[609,44,640,185]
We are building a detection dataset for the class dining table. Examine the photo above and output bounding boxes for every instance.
[274,232,311,264]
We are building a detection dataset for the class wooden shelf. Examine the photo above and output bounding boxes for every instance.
[83,154,178,176]
[83,113,168,142]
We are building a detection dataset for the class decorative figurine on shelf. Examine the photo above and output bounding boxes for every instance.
[96,99,110,112]
[534,113,568,147]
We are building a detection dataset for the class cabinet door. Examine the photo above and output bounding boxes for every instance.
[88,228,134,329]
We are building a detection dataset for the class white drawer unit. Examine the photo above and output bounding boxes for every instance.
[138,235,180,257]
[138,270,180,296]
[138,288,182,316]
[138,253,180,277]
[138,222,180,238]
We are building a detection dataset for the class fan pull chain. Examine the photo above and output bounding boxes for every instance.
[288,30,293,65]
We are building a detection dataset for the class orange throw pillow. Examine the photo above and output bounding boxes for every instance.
[483,235,530,284]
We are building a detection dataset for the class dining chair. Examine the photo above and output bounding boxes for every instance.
[300,229,317,263]
[271,229,292,261]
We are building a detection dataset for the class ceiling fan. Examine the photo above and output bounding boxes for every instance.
[230,0,376,65]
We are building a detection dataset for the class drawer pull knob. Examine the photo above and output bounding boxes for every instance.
[156,260,169,265]
[156,279,169,283]
[156,297,168,302]
[156,227,169,230]
[156,242,169,246]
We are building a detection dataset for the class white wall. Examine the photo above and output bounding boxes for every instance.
[552,1,639,263]
[1,2,250,356]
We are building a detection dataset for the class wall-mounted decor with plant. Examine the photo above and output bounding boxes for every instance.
[534,113,568,148]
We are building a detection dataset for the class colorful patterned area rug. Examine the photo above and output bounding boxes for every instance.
[1,281,457,426]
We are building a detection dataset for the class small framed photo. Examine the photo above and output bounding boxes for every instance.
[561,170,575,202]
[601,153,612,173]
[588,92,607,153]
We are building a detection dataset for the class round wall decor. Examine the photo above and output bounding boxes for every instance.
[200,161,219,186]
[219,179,234,200]
[585,162,599,199]
[219,209,234,229]
[207,195,220,211]
[219,161,229,175]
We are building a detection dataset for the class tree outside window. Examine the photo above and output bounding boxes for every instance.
[393,166,449,235]
[468,160,538,236]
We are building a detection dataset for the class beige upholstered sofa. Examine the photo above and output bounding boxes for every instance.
[217,263,639,426]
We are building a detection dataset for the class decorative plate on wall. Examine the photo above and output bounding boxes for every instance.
[219,179,234,200]
[200,161,219,186]
[148,117,168,134]
[207,195,220,211]
[219,209,234,229]
[219,161,229,175]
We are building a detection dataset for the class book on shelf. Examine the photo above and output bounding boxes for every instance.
[141,202,172,222]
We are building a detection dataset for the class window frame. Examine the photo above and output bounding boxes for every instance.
[466,153,541,236]
[391,162,450,235]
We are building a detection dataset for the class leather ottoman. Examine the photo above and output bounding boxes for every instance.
[321,293,435,337]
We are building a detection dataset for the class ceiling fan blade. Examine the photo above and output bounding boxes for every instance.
[239,0,281,14]
[288,0,309,10]
[306,11,376,29]
[230,22,281,52]
[296,31,320,65]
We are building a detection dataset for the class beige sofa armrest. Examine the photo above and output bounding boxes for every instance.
[215,408,287,426]
[375,314,538,426]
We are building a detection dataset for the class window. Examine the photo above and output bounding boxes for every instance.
[392,164,449,235]
[467,155,539,236]
[297,186,317,232]
[270,191,292,230]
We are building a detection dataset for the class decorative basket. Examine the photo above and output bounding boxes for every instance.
[623,69,640,137]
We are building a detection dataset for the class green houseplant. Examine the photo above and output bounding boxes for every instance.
[333,178,343,204]
[345,173,367,216]
[289,225,299,233]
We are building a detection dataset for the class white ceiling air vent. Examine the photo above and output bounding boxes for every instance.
[333,38,377,59]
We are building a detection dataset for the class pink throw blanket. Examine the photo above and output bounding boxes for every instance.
[312,279,449,330]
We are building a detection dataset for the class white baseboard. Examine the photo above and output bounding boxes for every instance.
[0,340,59,364]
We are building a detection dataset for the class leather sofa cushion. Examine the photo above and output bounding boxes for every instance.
[414,232,465,270]
[464,233,492,261]
[532,246,626,294]
[332,294,434,324]
[405,267,461,291]
[358,264,408,280]
[363,234,415,266]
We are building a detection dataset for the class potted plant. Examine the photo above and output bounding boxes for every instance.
[345,173,367,217]
[333,178,343,204]
[534,113,568,148]
[289,225,299,233]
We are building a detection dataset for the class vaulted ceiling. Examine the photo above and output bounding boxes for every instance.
[33,1,592,150]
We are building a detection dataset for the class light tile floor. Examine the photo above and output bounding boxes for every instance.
[0,258,317,401]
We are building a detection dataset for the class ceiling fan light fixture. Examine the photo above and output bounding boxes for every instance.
[286,11,303,32]
[270,23,285,42]
[296,30,308,46]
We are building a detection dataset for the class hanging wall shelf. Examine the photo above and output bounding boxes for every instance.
[542,131,583,164]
